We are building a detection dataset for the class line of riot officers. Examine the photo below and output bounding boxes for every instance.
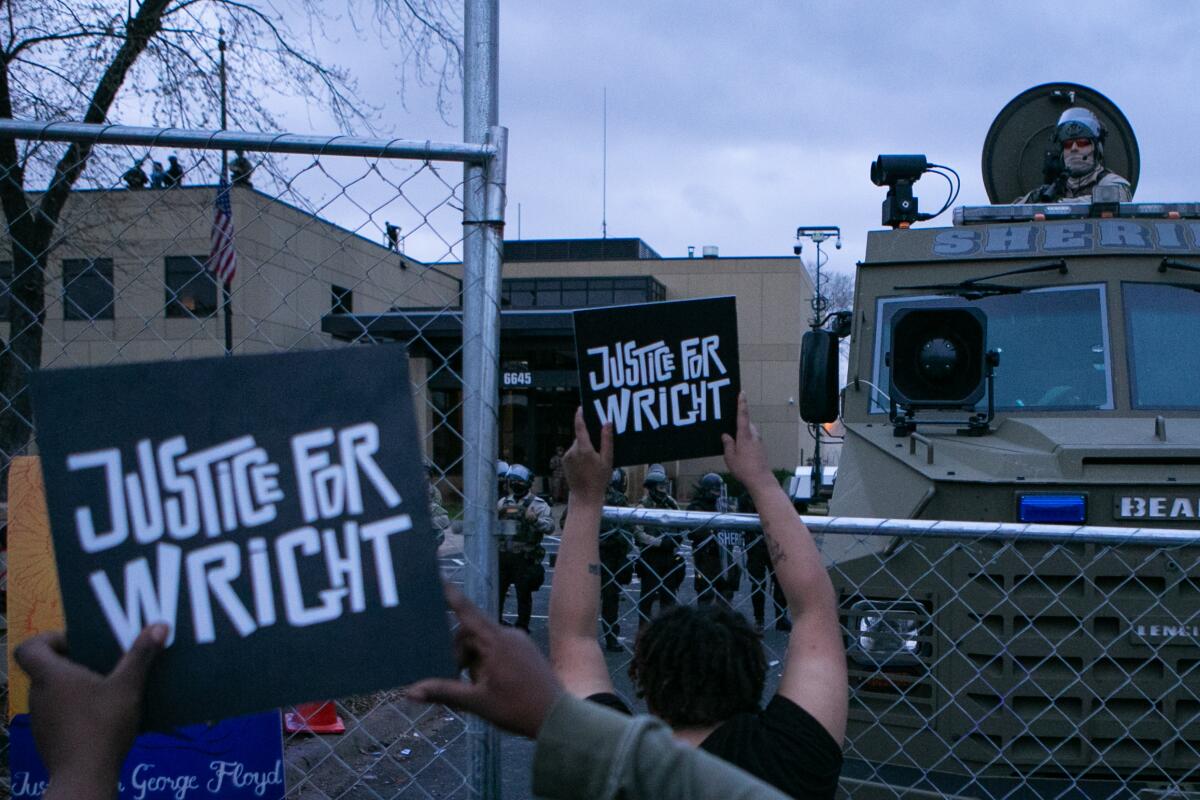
[495,459,791,641]
[604,467,792,648]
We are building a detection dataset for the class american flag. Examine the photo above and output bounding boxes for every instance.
[206,178,237,285]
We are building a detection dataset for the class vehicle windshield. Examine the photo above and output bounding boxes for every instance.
[872,285,1112,413]
[1124,282,1200,409]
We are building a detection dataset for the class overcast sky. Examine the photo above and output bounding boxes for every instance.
[270,2,1200,272]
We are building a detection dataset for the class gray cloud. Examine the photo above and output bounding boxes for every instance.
[272,2,1200,268]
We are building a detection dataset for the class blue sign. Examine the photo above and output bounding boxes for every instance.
[9,711,285,799]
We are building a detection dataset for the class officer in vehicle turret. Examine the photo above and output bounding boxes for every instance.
[1014,107,1132,203]
[497,464,555,630]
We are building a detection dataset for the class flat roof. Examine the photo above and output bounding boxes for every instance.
[503,238,661,261]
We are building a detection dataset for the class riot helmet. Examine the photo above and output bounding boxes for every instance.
[497,460,510,478]
[506,463,533,497]
[643,466,669,497]
[1054,107,1104,145]
[1055,109,1105,178]
[694,472,724,500]
[611,467,627,494]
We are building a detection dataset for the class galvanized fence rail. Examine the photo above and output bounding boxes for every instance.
[0,112,505,799]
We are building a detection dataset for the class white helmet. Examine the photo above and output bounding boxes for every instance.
[1054,107,1105,156]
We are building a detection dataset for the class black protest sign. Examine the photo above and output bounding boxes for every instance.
[574,296,740,466]
[32,346,455,730]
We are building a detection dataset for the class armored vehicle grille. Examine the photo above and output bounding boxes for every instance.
[836,539,1200,781]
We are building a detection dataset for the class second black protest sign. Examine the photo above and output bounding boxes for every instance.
[33,345,455,729]
[574,296,740,466]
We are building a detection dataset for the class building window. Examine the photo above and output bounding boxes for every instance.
[534,279,561,308]
[62,258,114,321]
[613,277,648,305]
[331,284,354,314]
[164,256,218,318]
[586,278,614,307]
[0,261,11,321]
[499,276,666,309]
[561,279,587,307]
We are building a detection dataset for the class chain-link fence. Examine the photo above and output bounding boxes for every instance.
[0,114,508,798]
[596,505,1200,799]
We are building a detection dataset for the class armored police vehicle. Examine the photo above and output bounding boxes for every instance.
[801,84,1200,798]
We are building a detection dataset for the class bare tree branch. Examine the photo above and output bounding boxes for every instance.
[0,0,464,492]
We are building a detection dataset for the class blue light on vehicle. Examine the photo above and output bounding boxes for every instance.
[1018,494,1086,523]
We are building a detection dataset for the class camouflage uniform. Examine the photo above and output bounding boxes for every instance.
[1015,166,1131,204]
[549,449,567,503]
[599,485,633,649]
[428,483,452,548]
[688,486,742,608]
[497,489,555,629]
[634,491,685,625]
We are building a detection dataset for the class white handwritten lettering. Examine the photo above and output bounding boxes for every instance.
[10,772,50,796]
[207,759,283,797]
[68,436,282,552]
[292,423,401,524]
[593,378,731,434]
[130,762,200,800]
[73,421,414,648]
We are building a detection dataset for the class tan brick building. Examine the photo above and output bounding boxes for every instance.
[12,188,816,496]
[325,238,817,497]
[3,185,459,369]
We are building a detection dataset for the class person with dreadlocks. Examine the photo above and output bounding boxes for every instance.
[549,395,847,799]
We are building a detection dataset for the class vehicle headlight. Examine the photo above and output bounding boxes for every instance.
[847,600,927,668]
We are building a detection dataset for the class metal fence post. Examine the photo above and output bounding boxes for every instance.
[462,0,503,796]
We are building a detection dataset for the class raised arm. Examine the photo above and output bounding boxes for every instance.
[548,409,617,698]
[721,393,848,745]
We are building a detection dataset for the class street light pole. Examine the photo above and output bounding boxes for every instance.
[795,225,842,501]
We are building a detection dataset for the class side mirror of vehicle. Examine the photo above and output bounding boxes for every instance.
[800,329,840,423]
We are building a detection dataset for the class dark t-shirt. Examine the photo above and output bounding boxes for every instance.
[586,693,842,799]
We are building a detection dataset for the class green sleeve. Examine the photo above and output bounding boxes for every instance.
[532,695,789,800]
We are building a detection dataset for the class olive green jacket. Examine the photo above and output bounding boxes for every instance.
[532,694,788,800]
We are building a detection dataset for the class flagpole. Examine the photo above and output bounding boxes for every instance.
[219,28,232,356]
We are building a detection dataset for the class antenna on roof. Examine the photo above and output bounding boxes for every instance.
[602,87,608,239]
